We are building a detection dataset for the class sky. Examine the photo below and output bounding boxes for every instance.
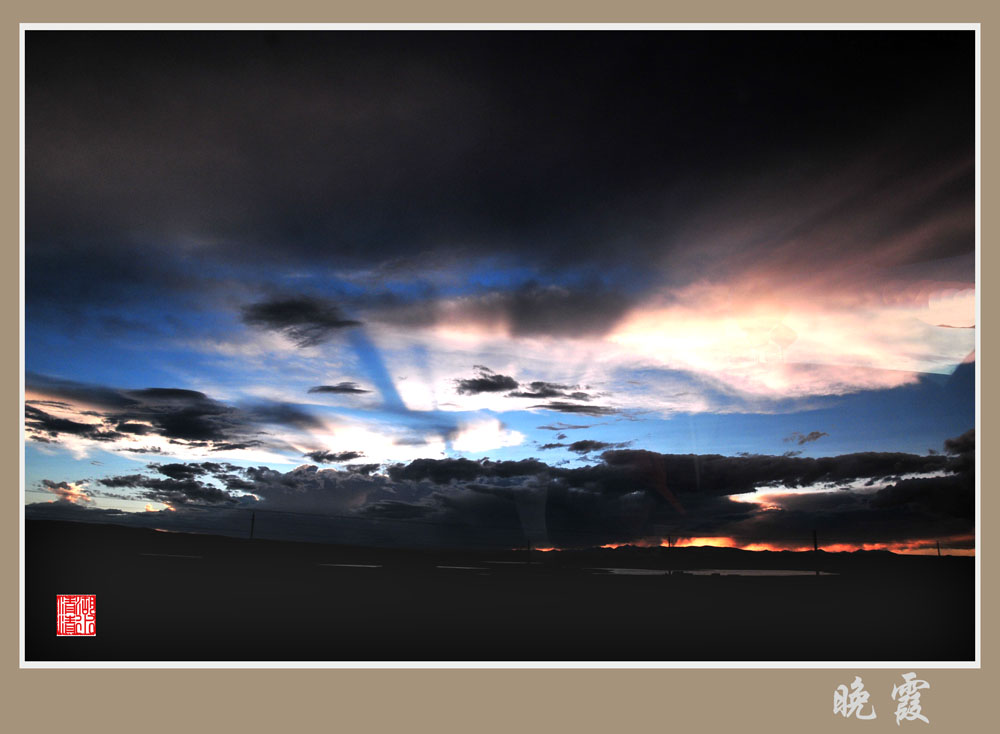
[23,30,976,553]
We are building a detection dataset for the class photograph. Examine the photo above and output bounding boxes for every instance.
[22,27,976,663]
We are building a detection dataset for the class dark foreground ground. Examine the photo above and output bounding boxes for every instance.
[25,520,975,662]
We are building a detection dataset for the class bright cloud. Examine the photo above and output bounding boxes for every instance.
[450,418,524,454]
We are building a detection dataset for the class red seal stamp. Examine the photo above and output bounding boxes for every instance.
[56,594,96,636]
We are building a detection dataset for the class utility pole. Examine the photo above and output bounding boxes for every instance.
[813,529,819,576]
[937,540,941,557]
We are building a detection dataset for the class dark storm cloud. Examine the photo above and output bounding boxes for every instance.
[509,381,569,399]
[403,283,633,338]
[365,283,636,339]
[147,462,207,480]
[537,440,628,454]
[495,283,632,338]
[130,388,211,401]
[98,473,238,505]
[146,461,242,480]
[388,457,491,484]
[385,444,955,496]
[360,500,435,520]
[94,461,258,507]
[714,469,974,548]
[869,473,973,519]
[40,428,974,549]
[239,464,401,514]
[452,367,600,402]
[508,381,593,401]
[531,402,619,416]
[943,429,975,477]
[115,422,151,435]
[79,384,243,444]
[455,366,519,395]
[25,373,322,452]
[596,449,952,497]
[377,431,973,547]
[566,440,630,454]
[45,428,973,541]
[26,31,974,336]
[784,430,829,445]
[308,382,371,395]
[204,441,265,452]
[945,428,975,456]
[25,404,125,443]
[387,457,550,484]
[303,450,365,464]
[399,441,961,503]
[241,297,361,347]
[347,463,382,476]
[243,402,325,430]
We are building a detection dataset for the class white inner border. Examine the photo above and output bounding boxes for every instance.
[18,21,982,670]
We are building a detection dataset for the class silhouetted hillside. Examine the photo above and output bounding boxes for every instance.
[25,519,974,662]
